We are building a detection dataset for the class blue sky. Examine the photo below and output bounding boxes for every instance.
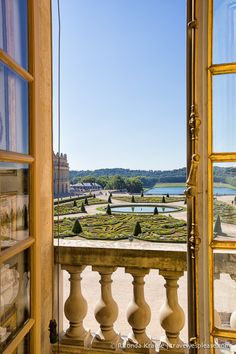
[52,0,186,171]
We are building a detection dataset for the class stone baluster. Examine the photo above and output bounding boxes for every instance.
[229,274,236,330]
[62,265,90,345]
[159,270,185,349]
[125,267,153,351]
[92,266,120,349]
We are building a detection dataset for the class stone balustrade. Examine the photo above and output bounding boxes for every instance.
[53,239,187,354]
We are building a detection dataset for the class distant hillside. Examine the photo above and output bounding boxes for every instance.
[70,166,236,187]
[70,168,187,185]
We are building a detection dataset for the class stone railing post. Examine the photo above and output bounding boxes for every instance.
[61,265,90,345]
[92,266,120,349]
[125,267,154,352]
[159,270,185,349]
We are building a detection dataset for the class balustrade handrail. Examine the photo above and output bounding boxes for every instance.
[54,239,187,272]
[53,239,187,353]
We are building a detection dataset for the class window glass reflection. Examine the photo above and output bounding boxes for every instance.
[0,250,30,352]
[213,163,236,241]
[0,0,28,69]
[16,333,30,354]
[213,0,236,64]
[0,61,29,154]
[214,337,236,353]
[213,74,236,153]
[214,250,236,330]
[0,163,29,251]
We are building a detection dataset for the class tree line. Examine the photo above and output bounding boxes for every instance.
[70,166,236,190]
[72,175,143,193]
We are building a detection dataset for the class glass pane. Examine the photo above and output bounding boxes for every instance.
[0,250,30,352]
[213,74,236,153]
[214,250,236,329]
[0,61,29,154]
[16,333,30,354]
[213,163,236,241]
[213,0,236,64]
[0,163,29,250]
[0,0,28,69]
[214,338,236,353]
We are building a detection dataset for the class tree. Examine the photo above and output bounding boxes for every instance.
[126,177,143,193]
[84,197,89,205]
[110,192,113,197]
[93,194,96,198]
[108,195,112,203]
[166,193,169,198]
[72,219,83,234]
[133,221,142,236]
[153,206,158,215]
[80,175,96,183]
[110,175,126,190]
[141,191,144,197]
[97,176,109,188]
[106,204,112,215]
[73,200,77,207]
[162,196,166,203]
[131,195,135,203]
[81,202,86,213]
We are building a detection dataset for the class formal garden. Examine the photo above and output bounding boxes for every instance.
[54,196,105,215]
[113,195,185,204]
[54,213,187,242]
[214,199,236,225]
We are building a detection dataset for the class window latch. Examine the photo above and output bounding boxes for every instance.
[49,319,58,344]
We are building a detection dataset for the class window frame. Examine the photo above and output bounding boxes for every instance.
[0,1,53,353]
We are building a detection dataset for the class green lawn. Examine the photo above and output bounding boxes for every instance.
[152,182,236,189]
[54,214,187,243]
[153,182,185,187]
[113,195,185,203]
[214,200,236,224]
[213,182,236,189]
[54,197,105,215]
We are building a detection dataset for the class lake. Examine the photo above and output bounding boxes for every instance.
[145,186,236,195]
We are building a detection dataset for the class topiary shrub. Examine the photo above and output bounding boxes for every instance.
[84,197,89,205]
[153,206,158,215]
[214,215,223,236]
[72,219,83,234]
[133,221,142,236]
[162,196,166,203]
[110,192,113,197]
[106,204,112,215]
[93,194,96,198]
[73,200,77,207]
[81,202,86,213]
[141,191,144,197]
[166,193,169,198]
[131,195,135,203]
[108,195,112,203]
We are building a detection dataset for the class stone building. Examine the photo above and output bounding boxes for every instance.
[53,152,70,196]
